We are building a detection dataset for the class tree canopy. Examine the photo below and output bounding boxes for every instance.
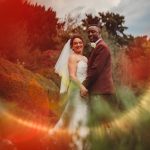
[82,12,134,45]
[0,0,61,61]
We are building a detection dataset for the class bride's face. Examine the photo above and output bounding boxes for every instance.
[72,38,84,54]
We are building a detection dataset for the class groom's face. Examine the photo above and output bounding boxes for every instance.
[87,26,100,42]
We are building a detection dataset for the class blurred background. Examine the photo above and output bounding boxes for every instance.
[0,0,150,149]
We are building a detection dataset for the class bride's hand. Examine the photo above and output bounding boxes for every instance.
[80,85,88,97]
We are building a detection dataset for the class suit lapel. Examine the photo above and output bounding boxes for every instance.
[88,40,103,65]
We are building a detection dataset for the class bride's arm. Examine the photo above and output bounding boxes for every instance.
[68,55,87,93]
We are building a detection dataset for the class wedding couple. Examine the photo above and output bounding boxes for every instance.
[51,25,116,140]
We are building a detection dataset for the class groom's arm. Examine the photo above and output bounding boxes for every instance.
[83,45,110,89]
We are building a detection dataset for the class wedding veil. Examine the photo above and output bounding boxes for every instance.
[54,39,72,93]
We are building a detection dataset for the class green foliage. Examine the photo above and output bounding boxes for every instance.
[116,86,137,109]
[99,12,127,36]
[86,85,150,150]
[82,14,101,27]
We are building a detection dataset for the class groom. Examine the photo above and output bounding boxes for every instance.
[82,25,118,125]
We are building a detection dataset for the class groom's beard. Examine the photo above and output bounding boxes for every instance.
[89,36,99,43]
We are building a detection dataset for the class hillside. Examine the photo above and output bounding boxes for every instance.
[0,58,61,149]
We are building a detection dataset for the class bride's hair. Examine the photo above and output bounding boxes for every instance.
[70,34,84,48]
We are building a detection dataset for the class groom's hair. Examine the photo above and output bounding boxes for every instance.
[87,25,101,34]
[88,22,102,28]
[70,34,84,47]
[88,23,102,33]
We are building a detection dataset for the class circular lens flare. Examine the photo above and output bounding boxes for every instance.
[0,87,150,141]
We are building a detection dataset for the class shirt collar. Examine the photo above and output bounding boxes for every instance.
[90,38,102,48]
[95,38,102,45]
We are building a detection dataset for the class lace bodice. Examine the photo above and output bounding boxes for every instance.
[76,60,87,82]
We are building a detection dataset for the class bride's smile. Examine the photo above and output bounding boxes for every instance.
[72,38,84,54]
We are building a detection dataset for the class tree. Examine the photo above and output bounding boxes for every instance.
[117,36,150,92]
[82,14,101,28]
[81,12,133,45]
[0,0,62,62]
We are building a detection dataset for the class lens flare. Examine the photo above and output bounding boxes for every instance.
[0,86,150,139]
[0,86,150,150]
[92,86,150,137]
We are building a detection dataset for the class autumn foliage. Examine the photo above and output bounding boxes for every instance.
[0,1,150,150]
[116,36,150,91]
[0,0,60,63]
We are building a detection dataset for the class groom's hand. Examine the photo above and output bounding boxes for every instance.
[80,85,88,97]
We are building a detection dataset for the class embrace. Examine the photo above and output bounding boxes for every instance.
[49,24,120,149]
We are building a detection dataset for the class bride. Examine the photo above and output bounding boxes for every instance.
[49,35,89,149]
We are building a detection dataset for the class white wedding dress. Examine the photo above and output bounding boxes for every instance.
[54,59,88,132]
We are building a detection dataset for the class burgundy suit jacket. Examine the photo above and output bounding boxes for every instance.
[83,39,114,94]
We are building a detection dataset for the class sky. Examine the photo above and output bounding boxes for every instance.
[30,0,150,36]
